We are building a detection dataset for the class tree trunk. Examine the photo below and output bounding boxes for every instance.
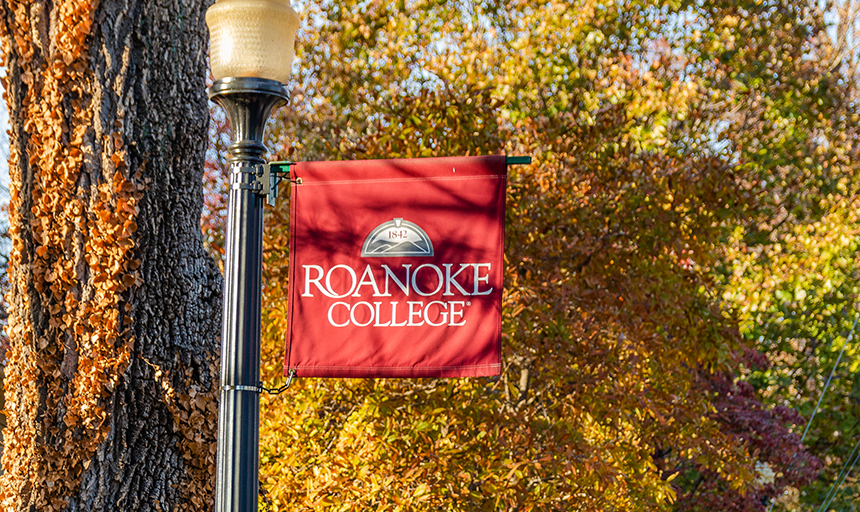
[0,1,221,511]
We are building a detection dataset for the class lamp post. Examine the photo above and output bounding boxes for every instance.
[206,1,300,510]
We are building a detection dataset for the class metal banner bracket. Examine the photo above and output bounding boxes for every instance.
[251,161,293,206]
[250,158,528,206]
[505,156,531,165]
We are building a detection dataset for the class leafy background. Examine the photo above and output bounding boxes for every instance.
[0,0,856,510]
[204,0,860,510]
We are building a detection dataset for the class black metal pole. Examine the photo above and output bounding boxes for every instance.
[209,77,289,512]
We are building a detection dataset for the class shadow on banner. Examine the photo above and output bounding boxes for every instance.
[284,155,506,378]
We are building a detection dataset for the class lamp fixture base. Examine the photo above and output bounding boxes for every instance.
[208,77,290,165]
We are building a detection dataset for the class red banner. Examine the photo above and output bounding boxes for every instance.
[284,155,506,378]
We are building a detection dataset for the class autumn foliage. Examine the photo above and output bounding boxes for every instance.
[0,0,853,510]
[198,0,860,510]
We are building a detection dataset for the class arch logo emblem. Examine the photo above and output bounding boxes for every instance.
[361,218,434,258]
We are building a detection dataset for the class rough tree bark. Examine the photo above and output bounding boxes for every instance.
[0,1,221,511]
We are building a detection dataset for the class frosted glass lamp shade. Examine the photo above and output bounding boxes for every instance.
[207,0,300,84]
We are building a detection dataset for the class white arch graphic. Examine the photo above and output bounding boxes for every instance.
[361,218,434,258]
